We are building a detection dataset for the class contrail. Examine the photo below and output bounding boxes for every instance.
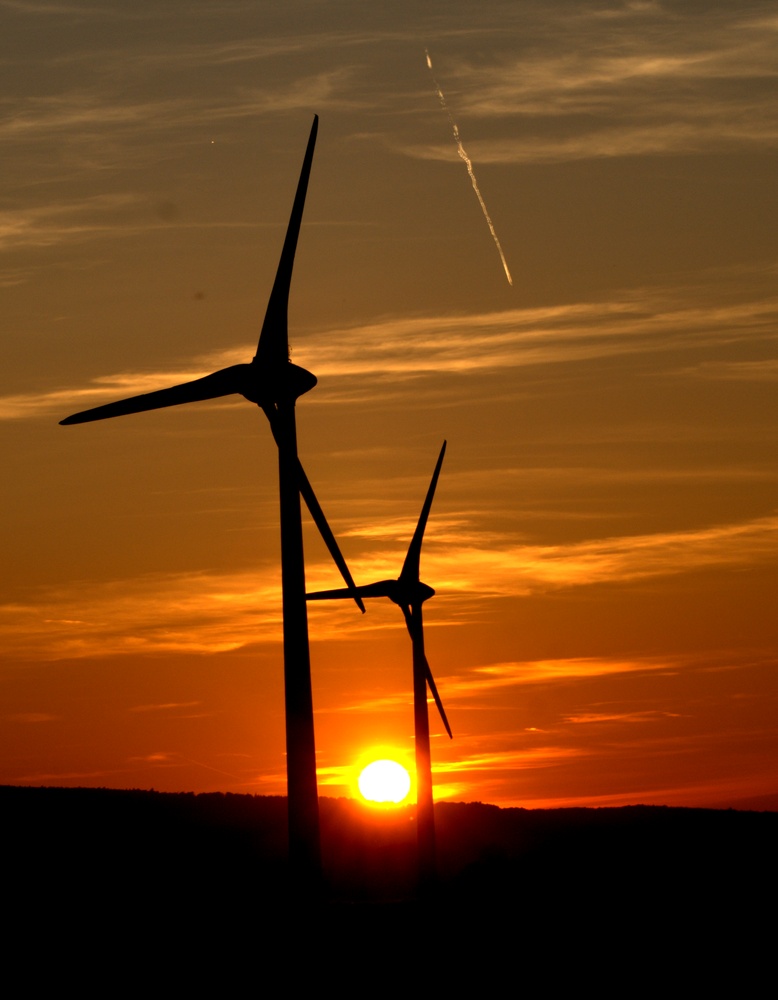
[425,48,513,286]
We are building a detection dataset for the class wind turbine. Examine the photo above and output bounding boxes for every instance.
[60,116,362,888]
[307,441,451,884]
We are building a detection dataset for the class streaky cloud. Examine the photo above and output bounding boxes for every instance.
[7,712,59,723]
[6,284,778,420]
[409,7,778,163]
[563,709,682,725]
[432,745,584,775]
[305,511,778,636]
[0,194,140,250]
[409,118,778,164]
[438,657,671,699]
[0,568,284,660]
[0,70,355,143]
[676,359,778,381]
[128,701,202,713]
[420,512,778,595]
[8,282,776,419]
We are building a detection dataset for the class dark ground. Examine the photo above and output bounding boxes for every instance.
[4,786,774,985]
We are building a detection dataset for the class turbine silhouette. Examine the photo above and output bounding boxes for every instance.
[307,441,451,883]
[60,116,360,887]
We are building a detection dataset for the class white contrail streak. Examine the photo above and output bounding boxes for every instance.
[425,48,513,286]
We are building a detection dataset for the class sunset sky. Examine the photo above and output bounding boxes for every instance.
[2,0,777,809]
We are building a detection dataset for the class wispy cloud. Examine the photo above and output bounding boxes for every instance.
[3,513,776,662]
[0,193,285,253]
[433,745,584,775]
[6,283,777,419]
[128,750,240,779]
[422,513,778,596]
[410,4,778,162]
[0,344,251,419]
[128,701,202,713]
[102,34,361,72]
[411,119,778,164]
[0,1,111,14]
[134,752,176,763]
[301,296,778,382]
[0,70,355,145]
[439,658,670,700]
[0,568,282,660]
[426,742,590,802]
[0,95,183,140]
[7,712,59,723]
[0,194,140,250]
[677,359,778,381]
[312,510,778,609]
[563,709,682,725]
[0,0,184,17]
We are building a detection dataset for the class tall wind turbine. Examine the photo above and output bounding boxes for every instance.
[307,441,451,884]
[61,116,361,887]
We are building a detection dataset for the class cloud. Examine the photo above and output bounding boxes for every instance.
[0,95,183,141]
[0,192,291,253]
[421,513,778,596]
[205,293,778,385]
[128,701,202,713]
[3,512,776,664]
[433,745,584,775]
[311,511,778,610]
[431,658,671,706]
[313,652,728,720]
[0,71,355,147]
[410,4,778,162]
[7,712,59,723]
[105,34,362,72]
[128,751,240,779]
[0,567,283,660]
[6,2,778,169]
[424,740,592,802]
[6,282,777,419]
[0,1,109,14]
[0,194,143,251]
[563,709,682,724]
[316,689,415,716]
[410,120,778,165]
[0,359,248,420]
[678,360,778,381]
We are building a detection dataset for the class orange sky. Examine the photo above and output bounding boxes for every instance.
[2,0,777,810]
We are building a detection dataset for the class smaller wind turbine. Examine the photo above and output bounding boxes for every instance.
[307,441,451,884]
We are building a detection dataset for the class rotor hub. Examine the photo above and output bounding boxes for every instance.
[240,361,317,406]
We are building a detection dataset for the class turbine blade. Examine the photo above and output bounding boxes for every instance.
[258,402,364,613]
[59,365,248,425]
[400,440,446,583]
[403,604,453,739]
[422,651,453,739]
[307,581,396,601]
[296,462,365,614]
[254,115,318,372]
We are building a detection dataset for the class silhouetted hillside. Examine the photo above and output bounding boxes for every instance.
[4,786,774,983]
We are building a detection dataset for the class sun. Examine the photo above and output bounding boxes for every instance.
[358,759,412,805]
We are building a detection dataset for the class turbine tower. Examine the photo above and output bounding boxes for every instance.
[61,116,360,888]
[307,441,450,885]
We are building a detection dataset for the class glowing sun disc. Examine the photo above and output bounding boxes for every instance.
[358,759,411,804]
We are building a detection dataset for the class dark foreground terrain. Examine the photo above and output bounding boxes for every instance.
[4,786,774,984]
